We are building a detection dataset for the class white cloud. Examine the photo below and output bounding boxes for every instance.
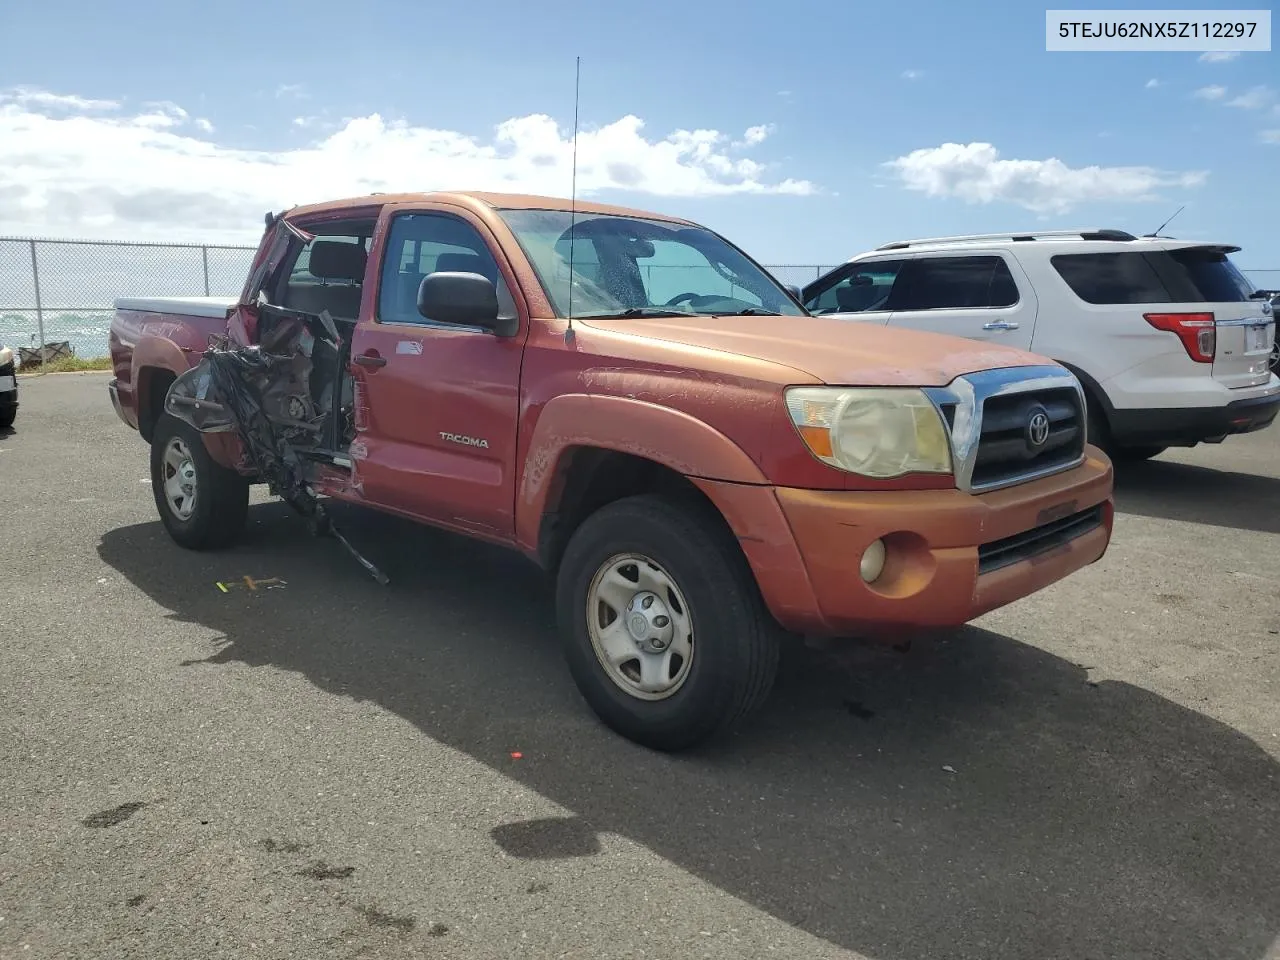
[1145,78,1161,89]
[275,83,307,100]
[1193,85,1228,100]
[1261,129,1280,144]
[1199,51,1241,62]
[1227,85,1275,109]
[1,87,118,111]
[0,90,815,242]
[736,124,773,147]
[194,118,214,133]
[902,69,923,80]
[884,142,1207,215]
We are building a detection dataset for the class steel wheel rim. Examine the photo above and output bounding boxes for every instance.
[585,552,695,701]
[161,437,198,520]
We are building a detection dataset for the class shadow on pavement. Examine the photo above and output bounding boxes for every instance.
[98,502,1280,960]
[1113,458,1280,534]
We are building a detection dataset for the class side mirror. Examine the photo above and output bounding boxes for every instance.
[785,284,803,301]
[418,272,515,336]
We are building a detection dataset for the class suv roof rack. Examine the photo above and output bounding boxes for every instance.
[874,228,1137,251]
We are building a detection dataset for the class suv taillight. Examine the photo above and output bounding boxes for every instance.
[1143,312,1216,363]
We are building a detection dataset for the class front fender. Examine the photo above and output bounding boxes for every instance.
[514,393,768,550]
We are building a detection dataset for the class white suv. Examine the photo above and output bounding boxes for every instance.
[801,229,1280,460]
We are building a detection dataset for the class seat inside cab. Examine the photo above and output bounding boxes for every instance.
[283,237,369,322]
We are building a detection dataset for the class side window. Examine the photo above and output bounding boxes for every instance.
[1050,253,1173,305]
[291,235,369,285]
[805,260,908,314]
[378,213,516,326]
[897,255,1020,311]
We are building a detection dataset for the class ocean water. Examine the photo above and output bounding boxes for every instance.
[0,310,119,361]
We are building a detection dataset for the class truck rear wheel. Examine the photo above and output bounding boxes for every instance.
[555,494,780,751]
[150,413,249,550]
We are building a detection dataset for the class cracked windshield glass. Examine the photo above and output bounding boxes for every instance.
[499,208,808,319]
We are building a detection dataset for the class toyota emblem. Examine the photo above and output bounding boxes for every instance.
[1026,408,1051,449]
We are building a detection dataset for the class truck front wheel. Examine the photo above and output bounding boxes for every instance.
[555,494,780,751]
[150,413,249,550]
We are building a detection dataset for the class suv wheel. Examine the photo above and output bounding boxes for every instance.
[555,494,780,751]
[150,413,249,550]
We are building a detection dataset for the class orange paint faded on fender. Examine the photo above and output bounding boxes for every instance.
[686,477,828,635]
[514,392,769,552]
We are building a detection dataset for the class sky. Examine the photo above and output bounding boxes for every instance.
[0,0,1278,274]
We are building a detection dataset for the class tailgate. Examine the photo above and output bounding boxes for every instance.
[1213,304,1274,389]
[1159,245,1274,389]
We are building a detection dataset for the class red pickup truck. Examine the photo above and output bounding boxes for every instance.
[108,191,1114,750]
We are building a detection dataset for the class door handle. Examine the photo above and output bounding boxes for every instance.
[353,353,387,369]
[983,321,1020,331]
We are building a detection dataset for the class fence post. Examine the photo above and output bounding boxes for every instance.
[29,240,46,376]
[202,246,211,296]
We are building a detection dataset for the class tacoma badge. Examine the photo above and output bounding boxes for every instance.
[439,432,489,449]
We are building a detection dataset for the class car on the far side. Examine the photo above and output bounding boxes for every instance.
[802,229,1279,461]
[0,343,17,429]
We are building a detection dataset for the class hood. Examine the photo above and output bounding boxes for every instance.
[584,313,1050,387]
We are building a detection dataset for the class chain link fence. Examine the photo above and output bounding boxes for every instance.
[0,238,257,365]
[1,236,1275,366]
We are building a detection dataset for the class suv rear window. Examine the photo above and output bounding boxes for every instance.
[1051,248,1256,304]
[1164,248,1255,302]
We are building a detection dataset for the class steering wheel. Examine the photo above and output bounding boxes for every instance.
[665,292,720,309]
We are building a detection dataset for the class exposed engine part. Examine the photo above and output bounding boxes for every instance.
[165,305,387,585]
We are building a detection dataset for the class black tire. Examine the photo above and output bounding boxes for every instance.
[1110,445,1168,462]
[150,413,249,550]
[1084,395,1111,453]
[1084,394,1166,461]
[555,493,780,752]
[0,406,14,430]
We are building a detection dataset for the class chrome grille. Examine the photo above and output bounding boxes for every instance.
[971,387,1084,488]
[924,366,1089,493]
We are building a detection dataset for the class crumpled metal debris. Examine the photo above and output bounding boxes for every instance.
[166,304,388,585]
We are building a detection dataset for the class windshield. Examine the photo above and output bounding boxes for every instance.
[496,208,808,319]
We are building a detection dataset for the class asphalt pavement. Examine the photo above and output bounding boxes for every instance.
[2,371,1278,960]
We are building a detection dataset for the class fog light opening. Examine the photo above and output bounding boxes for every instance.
[860,538,887,584]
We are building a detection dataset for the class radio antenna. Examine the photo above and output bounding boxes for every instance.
[1147,204,1185,238]
[566,55,581,342]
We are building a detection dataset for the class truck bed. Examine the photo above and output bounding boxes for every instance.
[112,296,238,319]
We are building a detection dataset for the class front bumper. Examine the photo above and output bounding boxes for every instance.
[0,360,17,416]
[696,448,1114,639]
[107,377,130,428]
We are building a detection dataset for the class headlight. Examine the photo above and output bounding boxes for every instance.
[785,386,953,478]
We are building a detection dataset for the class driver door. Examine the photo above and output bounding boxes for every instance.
[347,206,529,539]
